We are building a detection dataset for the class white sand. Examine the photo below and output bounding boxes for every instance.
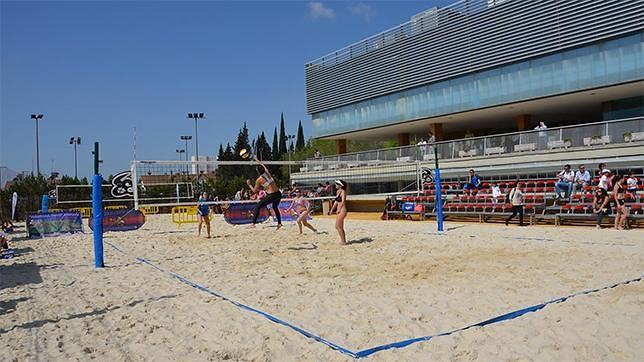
[1,215,643,361]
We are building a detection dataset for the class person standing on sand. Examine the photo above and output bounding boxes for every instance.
[197,192,211,238]
[285,189,318,234]
[328,180,348,245]
[505,182,525,226]
[246,155,282,230]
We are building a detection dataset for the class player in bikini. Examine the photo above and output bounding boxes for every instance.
[246,155,283,230]
[285,189,318,234]
[328,180,348,245]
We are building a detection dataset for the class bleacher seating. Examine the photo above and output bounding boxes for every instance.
[386,171,644,228]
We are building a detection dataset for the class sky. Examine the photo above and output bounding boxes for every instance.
[1,0,443,178]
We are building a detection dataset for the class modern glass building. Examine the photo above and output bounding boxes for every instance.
[305,0,644,152]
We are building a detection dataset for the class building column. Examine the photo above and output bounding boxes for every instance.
[398,133,410,146]
[429,123,444,141]
[516,114,531,131]
[335,139,347,154]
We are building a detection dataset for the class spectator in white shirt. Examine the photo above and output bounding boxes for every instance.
[627,171,638,194]
[574,164,591,194]
[491,183,502,204]
[599,169,611,191]
[534,121,548,130]
[555,164,575,200]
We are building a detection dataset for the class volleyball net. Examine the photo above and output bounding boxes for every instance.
[130,159,428,209]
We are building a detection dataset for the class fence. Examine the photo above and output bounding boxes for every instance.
[307,117,644,165]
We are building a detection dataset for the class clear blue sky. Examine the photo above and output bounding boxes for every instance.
[1,0,442,178]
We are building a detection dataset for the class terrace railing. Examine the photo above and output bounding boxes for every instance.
[304,116,644,168]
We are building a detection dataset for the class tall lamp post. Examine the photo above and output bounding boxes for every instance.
[175,149,185,160]
[286,134,295,181]
[30,114,44,176]
[69,137,81,179]
[180,135,192,175]
[186,113,205,178]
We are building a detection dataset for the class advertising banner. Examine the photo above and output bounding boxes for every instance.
[27,212,83,238]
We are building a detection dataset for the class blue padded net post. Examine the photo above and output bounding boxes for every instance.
[434,168,444,232]
[41,194,49,213]
[92,174,104,268]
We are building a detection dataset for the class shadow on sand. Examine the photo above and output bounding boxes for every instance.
[0,295,176,335]
[0,297,31,317]
[0,262,45,290]
[348,237,373,245]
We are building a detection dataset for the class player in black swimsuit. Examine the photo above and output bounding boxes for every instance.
[246,155,283,229]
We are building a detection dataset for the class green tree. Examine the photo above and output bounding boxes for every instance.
[272,127,279,160]
[295,120,305,151]
[217,144,224,160]
[278,113,287,156]
[233,122,251,160]
[255,132,272,161]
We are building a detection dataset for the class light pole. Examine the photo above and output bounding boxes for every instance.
[287,134,295,181]
[180,135,192,175]
[30,114,44,176]
[69,137,81,179]
[186,113,205,177]
[176,149,185,161]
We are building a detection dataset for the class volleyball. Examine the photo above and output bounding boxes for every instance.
[239,148,251,160]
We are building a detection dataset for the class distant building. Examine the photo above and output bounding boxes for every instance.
[305,0,644,152]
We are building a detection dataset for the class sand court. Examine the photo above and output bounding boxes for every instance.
[1,215,643,360]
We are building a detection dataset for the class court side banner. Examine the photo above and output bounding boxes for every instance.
[27,212,84,238]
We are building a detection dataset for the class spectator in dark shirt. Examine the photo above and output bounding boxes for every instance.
[463,169,481,193]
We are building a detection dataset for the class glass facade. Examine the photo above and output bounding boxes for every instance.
[312,33,644,138]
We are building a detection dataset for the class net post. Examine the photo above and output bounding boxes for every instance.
[131,160,139,210]
[92,174,104,268]
[433,145,444,232]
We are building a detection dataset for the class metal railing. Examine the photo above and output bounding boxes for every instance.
[304,117,644,167]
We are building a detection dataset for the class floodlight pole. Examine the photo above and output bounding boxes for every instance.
[30,114,44,176]
[287,134,295,181]
[180,135,192,175]
[187,113,205,179]
[70,137,80,179]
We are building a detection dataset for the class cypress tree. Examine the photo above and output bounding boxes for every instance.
[295,120,305,151]
[272,127,279,160]
[233,122,251,160]
[278,113,287,157]
[217,144,224,160]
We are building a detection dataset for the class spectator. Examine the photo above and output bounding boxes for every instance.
[597,163,606,178]
[234,189,242,201]
[314,149,322,158]
[316,183,324,195]
[555,164,575,200]
[463,169,481,193]
[574,165,591,194]
[505,182,525,226]
[0,230,9,251]
[613,175,629,230]
[626,171,638,194]
[491,183,502,204]
[381,195,396,220]
[323,181,332,196]
[591,186,610,229]
[427,131,436,143]
[534,121,548,130]
[416,138,427,146]
[599,169,611,191]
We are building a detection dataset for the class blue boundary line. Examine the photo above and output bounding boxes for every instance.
[104,240,642,359]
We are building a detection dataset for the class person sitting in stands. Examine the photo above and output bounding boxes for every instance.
[574,164,591,194]
[381,195,398,220]
[555,164,575,201]
[491,183,502,204]
[599,169,611,191]
[627,171,638,194]
[463,169,481,194]
[1,218,15,233]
